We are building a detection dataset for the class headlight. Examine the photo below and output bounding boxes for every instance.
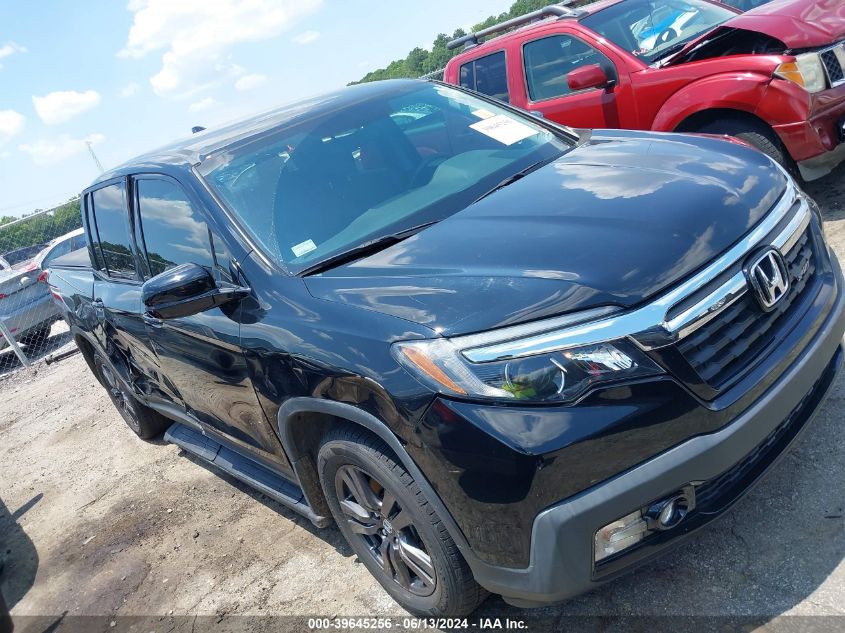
[775,53,827,93]
[393,335,661,404]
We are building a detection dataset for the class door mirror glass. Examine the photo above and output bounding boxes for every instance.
[142,262,244,319]
[567,64,610,91]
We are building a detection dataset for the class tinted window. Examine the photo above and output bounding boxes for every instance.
[459,51,509,103]
[201,83,571,273]
[41,233,88,269]
[71,233,87,250]
[42,241,71,268]
[85,194,105,271]
[136,179,214,278]
[91,183,137,278]
[2,243,48,267]
[524,35,616,101]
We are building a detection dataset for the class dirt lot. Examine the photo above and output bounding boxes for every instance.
[2,163,845,632]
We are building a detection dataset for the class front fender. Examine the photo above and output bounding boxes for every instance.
[652,71,773,132]
[275,397,482,564]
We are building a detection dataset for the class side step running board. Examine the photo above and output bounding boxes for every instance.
[164,423,331,528]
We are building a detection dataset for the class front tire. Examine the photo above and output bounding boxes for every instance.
[318,427,487,617]
[695,118,795,174]
[93,352,169,440]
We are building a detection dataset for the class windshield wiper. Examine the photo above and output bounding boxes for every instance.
[652,41,692,65]
[471,155,560,205]
[298,220,439,276]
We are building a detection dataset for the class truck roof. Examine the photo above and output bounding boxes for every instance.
[89,79,425,190]
[446,0,622,61]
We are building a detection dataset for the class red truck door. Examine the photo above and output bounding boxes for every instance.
[512,29,633,130]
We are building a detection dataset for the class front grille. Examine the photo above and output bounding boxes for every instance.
[821,48,845,86]
[675,229,816,389]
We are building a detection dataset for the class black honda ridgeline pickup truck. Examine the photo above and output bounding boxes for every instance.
[48,80,845,616]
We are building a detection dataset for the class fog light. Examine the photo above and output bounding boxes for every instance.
[594,510,647,562]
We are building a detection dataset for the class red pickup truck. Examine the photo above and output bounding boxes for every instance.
[443,0,845,180]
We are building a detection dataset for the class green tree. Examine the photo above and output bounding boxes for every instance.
[0,198,83,255]
[352,0,560,84]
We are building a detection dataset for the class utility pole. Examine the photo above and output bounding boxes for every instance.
[85,141,105,174]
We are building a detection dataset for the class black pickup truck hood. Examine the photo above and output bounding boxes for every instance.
[304,131,786,336]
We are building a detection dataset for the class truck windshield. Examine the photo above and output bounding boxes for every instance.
[199,83,573,274]
[581,0,736,64]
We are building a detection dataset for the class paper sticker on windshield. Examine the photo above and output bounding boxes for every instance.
[469,114,537,146]
[292,239,317,257]
[471,108,495,120]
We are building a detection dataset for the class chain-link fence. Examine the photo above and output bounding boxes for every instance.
[0,199,83,377]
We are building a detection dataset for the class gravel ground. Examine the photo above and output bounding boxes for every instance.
[1,162,844,632]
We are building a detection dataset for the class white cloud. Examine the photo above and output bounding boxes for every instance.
[188,97,217,113]
[0,42,26,68]
[32,90,102,125]
[119,0,322,99]
[234,73,266,92]
[292,30,320,45]
[120,82,140,97]
[0,150,11,159]
[19,133,105,166]
[0,109,25,145]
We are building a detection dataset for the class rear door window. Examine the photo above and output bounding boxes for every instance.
[459,51,510,103]
[90,182,137,279]
[134,177,215,278]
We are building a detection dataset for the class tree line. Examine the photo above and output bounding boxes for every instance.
[352,0,554,83]
[0,199,83,256]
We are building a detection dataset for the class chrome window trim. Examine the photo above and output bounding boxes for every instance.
[461,183,809,364]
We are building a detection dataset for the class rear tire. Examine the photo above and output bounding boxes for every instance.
[318,426,487,617]
[93,352,169,440]
[694,118,796,175]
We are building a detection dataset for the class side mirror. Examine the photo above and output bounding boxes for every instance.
[567,64,611,92]
[141,262,248,320]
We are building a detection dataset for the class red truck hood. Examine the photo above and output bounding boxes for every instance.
[724,0,845,49]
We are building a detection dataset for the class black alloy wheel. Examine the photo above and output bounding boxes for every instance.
[93,352,169,439]
[334,464,436,596]
[98,360,142,434]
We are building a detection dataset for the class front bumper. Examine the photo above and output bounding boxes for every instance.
[467,260,845,606]
[772,84,845,180]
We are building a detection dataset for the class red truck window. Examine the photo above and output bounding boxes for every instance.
[459,51,509,103]
[523,35,616,102]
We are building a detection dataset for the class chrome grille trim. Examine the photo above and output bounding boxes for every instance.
[820,42,845,89]
[461,183,808,364]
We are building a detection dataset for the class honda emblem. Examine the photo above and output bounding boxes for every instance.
[747,248,790,311]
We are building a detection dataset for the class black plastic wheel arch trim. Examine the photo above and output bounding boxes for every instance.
[275,398,487,570]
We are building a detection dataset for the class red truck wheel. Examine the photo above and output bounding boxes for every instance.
[695,118,795,176]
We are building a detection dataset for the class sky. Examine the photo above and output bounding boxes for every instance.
[0,0,513,218]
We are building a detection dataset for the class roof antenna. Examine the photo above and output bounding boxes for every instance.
[192,126,206,134]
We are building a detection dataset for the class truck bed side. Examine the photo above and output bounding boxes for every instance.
[47,248,97,339]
